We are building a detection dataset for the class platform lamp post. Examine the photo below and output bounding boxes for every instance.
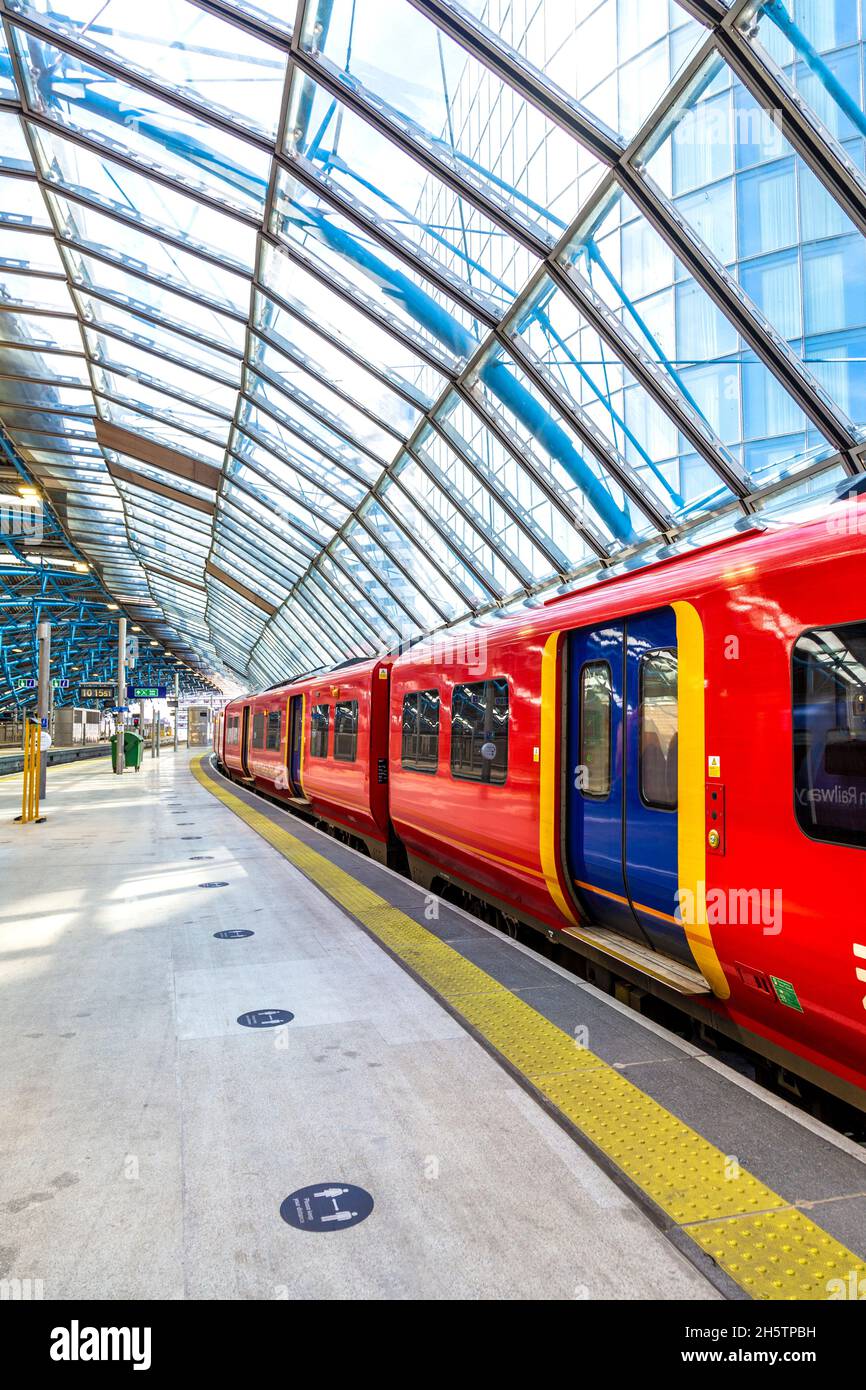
[116,616,126,775]
[174,671,179,752]
[36,619,50,801]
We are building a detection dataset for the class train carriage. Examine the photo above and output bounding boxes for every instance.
[221,658,393,861]
[217,488,866,1108]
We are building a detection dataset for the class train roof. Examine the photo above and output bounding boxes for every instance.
[223,484,866,703]
[393,487,866,666]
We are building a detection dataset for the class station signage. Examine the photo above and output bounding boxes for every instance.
[80,684,116,701]
[127,685,167,699]
[14,678,70,690]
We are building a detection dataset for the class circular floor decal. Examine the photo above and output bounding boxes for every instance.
[280,1184,373,1232]
[215,929,254,939]
[237,1009,293,1028]
[199,881,228,888]
[190,855,213,861]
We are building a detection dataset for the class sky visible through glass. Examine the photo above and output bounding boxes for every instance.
[0,0,864,686]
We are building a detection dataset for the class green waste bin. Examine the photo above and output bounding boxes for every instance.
[111,730,144,772]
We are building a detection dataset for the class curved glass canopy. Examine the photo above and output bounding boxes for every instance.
[0,0,864,685]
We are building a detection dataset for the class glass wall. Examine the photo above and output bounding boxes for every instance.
[0,0,863,686]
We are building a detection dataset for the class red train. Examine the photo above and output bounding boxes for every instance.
[215,488,866,1111]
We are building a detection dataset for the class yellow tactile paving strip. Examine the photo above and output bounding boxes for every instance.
[192,754,866,1300]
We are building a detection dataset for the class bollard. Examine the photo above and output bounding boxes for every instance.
[15,719,45,824]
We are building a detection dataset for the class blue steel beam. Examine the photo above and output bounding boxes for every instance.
[761,1,866,142]
[281,203,636,541]
[10,29,638,544]
[0,35,639,543]
[0,471,220,712]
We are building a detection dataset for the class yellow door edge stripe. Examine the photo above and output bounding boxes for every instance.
[299,691,306,799]
[672,600,730,1000]
[539,631,580,926]
[191,753,866,1301]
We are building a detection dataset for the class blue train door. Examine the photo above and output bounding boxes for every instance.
[566,607,690,964]
[288,695,303,797]
[624,609,686,961]
[240,704,251,777]
[565,621,642,944]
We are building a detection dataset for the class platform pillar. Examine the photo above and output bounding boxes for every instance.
[36,620,50,801]
[116,616,126,774]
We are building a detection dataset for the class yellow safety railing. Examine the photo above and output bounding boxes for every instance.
[15,718,45,825]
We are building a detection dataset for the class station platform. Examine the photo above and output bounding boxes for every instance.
[0,741,112,776]
[2,749,866,1301]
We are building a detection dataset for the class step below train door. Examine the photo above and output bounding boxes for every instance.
[566,607,690,965]
[287,694,304,797]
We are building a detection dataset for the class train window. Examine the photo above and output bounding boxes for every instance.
[227,715,239,746]
[266,710,281,752]
[450,679,508,785]
[310,703,329,758]
[793,621,866,849]
[334,700,358,762]
[579,662,612,798]
[401,690,440,772]
[251,710,265,750]
[640,651,678,810]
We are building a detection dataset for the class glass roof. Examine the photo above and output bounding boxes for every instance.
[0,0,864,686]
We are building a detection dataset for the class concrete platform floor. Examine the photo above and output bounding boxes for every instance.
[0,749,718,1300]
